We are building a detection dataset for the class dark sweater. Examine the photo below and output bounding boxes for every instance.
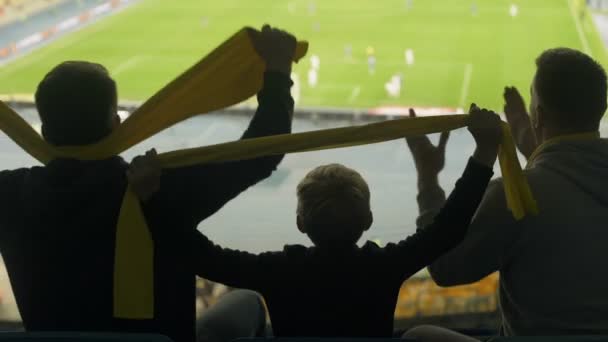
[0,72,293,342]
[173,158,493,337]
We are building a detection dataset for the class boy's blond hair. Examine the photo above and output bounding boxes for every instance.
[296,164,372,246]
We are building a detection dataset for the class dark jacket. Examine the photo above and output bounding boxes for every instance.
[171,158,493,337]
[0,72,293,342]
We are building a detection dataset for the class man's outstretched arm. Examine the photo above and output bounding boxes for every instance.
[159,25,297,225]
[130,149,279,291]
[386,106,499,279]
[383,157,493,280]
[404,108,449,229]
[406,106,523,286]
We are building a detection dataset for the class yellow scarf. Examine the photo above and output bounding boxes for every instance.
[526,131,601,168]
[0,27,537,319]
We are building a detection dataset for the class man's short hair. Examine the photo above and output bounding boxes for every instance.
[35,61,117,146]
[296,164,371,246]
[535,48,607,130]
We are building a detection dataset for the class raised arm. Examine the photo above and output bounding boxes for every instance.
[129,153,277,291]
[159,25,297,226]
[409,92,536,286]
[408,165,515,287]
[385,105,500,280]
[503,86,537,159]
[412,87,538,227]
[427,177,523,286]
[404,108,449,228]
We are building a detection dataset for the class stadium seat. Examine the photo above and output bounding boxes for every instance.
[0,332,173,342]
[232,338,416,342]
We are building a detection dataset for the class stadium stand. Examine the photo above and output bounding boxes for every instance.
[0,0,64,27]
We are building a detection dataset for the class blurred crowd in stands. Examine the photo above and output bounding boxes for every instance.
[0,0,61,26]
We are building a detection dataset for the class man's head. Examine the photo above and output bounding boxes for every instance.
[35,61,119,146]
[296,164,373,248]
[530,48,607,139]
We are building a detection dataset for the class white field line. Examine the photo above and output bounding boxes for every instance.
[111,56,142,77]
[348,86,361,103]
[567,0,592,56]
[458,63,473,108]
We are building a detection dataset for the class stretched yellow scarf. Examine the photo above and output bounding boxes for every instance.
[0,27,537,319]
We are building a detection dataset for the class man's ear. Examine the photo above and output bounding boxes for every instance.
[297,214,306,234]
[363,211,373,231]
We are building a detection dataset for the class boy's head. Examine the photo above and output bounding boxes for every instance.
[530,48,607,139]
[296,164,373,248]
[35,61,119,146]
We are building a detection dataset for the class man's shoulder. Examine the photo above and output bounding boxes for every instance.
[251,244,311,268]
[253,244,310,258]
[0,167,35,184]
[0,168,38,209]
[360,240,383,253]
[261,243,392,263]
[280,244,312,258]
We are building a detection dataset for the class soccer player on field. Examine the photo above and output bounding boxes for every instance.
[509,4,519,17]
[311,54,320,70]
[344,44,352,61]
[405,49,415,66]
[366,46,376,75]
[308,68,318,88]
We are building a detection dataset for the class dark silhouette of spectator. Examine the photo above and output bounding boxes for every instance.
[0,25,296,342]
[404,48,608,341]
[131,105,503,338]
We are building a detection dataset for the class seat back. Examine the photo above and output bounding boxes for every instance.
[233,338,416,342]
[491,337,608,342]
[0,332,172,342]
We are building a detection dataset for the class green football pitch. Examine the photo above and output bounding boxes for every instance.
[0,0,606,111]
